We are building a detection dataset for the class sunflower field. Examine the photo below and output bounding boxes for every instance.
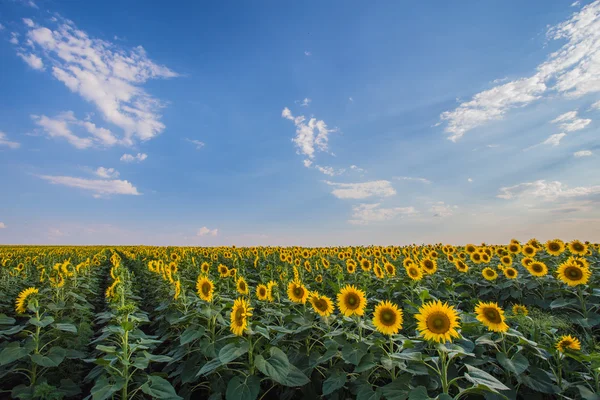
[1,239,599,399]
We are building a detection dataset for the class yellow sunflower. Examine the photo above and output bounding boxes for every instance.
[230,297,253,336]
[556,335,581,353]
[360,259,372,272]
[482,267,498,281]
[309,292,335,317]
[521,257,534,268]
[545,239,565,256]
[266,281,277,302]
[256,284,269,301]
[373,300,403,335]
[455,260,469,273]
[403,258,414,268]
[500,255,512,267]
[415,300,461,343]
[337,285,367,317]
[384,262,396,276]
[556,262,591,286]
[507,243,521,254]
[15,287,39,314]
[287,280,309,304]
[568,240,587,256]
[474,301,509,333]
[236,277,249,295]
[218,264,229,277]
[315,274,323,283]
[200,262,210,274]
[346,259,357,274]
[373,264,384,279]
[503,267,518,280]
[406,265,423,281]
[522,245,537,257]
[512,304,528,316]
[196,276,214,302]
[420,258,437,275]
[526,261,548,277]
[470,252,482,264]
[465,244,477,254]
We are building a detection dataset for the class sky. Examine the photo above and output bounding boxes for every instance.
[1,0,600,246]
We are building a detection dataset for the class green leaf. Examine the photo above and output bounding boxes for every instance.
[196,357,222,376]
[141,375,183,399]
[0,342,31,366]
[0,314,16,325]
[180,326,203,345]
[464,365,510,392]
[29,316,54,327]
[322,369,346,396]
[143,351,173,363]
[496,352,528,375]
[519,367,558,394]
[219,341,249,364]
[577,385,600,400]
[550,298,578,309]
[225,375,260,400]
[254,347,291,385]
[54,323,78,333]
[408,386,431,400]
[390,351,423,362]
[379,377,410,400]
[96,345,117,353]
[59,379,82,397]
[355,353,376,373]
[132,356,149,370]
[342,343,366,365]
[30,346,67,367]
[356,383,381,400]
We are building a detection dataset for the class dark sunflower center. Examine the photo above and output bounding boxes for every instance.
[507,269,515,277]
[532,264,543,273]
[427,312,450,334]
[486,270,494,276]
[240,282,246,290]
[346,294,359,308]
[424,261,433,269]
[573,243,584,251]
[566,267,582,280]
[484,308,500,322]
[549,243,559,251]
[202,283,211,295]
[294,287,304,297]
[314,299,327,311]
[259,288,266,296]
[380,309,396,326]
[234,308,244,324]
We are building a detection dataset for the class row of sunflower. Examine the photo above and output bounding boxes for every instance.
[1,240,599,399]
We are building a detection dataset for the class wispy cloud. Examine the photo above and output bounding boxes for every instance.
[468,178,473,183]
[574,150,593,157]
[498,180,600,201]
[349,165,365,173]
[349,203,417,225]
[197,226,218,236]
[430,202,456,217]
[120,153,147,163]
[439,2,600,141]
[0,131,21,149]
[525,133,567,150]
[299,98,311,107]
[282,107,336,165]
[185,138,205,150]
[551,110,591,132]
[31,111,117,148]
[0,222,6,229]
[13,16,178,146]
[315,165,345,176]
[324,180,396,199]
[95,167,120,179]
[395,176,432,184]
[39,175,140,196]
[304,51,311,56]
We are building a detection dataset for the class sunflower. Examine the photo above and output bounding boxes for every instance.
[360,259,372,272]
[481,253,490,264]
[403,258,414,268]
[173,280,181,300]
[420,258,437,275]
[315,274,323,283]
[482,267,498,281]
[503,267,518,279]
[526,261,548,277]
[474,301,509,333]
[545,239,565,256]
[287,280,309,304]
[384,262,396,276]
[229,268,237,278]
[455,260,469,273]
[337,285,367,317]
[266,281,277,302]
[566,256,590,269]
[521,257,534,268]
[196,276,214,302]
[218,264,229,277]
[568,240,587,256]
[556,335,581,353]
[415,300,461,343]
[373,300,403,335]
[470,252,482,264]
[512,304,528,316]
[507,243,521,254]
[556,261,591,286]
[201,262,210,274]
[15,287,39,314]
[309,292,335,317]
[236,277,249,295]
[256,284,269,301]
[406,265,423,281]
[346,259,357,274]
[230,297,253,336]
[500,255,512,267]
[522,245,536,257]
[373,264,384,279]
[465,244,477,254]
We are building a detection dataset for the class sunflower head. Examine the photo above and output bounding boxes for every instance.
[415,300,461,343]
[522,245,536,257]
[556,335,581,353]
[475,301,509,332]
[527,261,548,277]
[500,255,512,267]
[455,260,469,273]
[346,259,357,274]
[360,259,372,271]
[406,265,423,281]
[482,267,498,281]
[337,285,367,317]
[384,263,396,276]
[315,274,323,283]
[512,304,528,316]
[196,276,214,302]
[373,300,403,335]
[557,261,591,286]
[309,292,335,317]
[201,262,210,274]
[266,281,277,302]
[230,297,253,336]
[568,240,587,256]
[503,267,518,279]
[507,243,521,254]
[15,287,39,314]
[420,258,437,275]
[236,277,249,295]
[256,284,269,301]
[545,239,565,256]
[287,280,309,304]
[373,264,384,279]
[218,264,229,277]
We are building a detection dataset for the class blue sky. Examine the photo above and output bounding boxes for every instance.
[1,0,599,246]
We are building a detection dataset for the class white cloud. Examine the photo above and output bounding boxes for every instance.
[185,138,205,149]
[542,133,567,146]
[282,107,335,164]
[0,23,4,31]
[39,175,140,196]
[9,32,19,44]
[349,97,354,102]
[304,51,311,56]
[551,110,591,131]
[574,150,593,157]
[0,222,6,229]
[572,1,581,6]
[17,52,44,70]
[197,226,218,236]
[591,100,600,109]
[349,165,365,173]
[303,159,313,168]
[16,16,178,146]
[486,144,500,148]
[23,18,35,28]
[439,2,600,140]
[300,98,311,107]
[22,0,38,8]
[31,111,117,148]
[349,203,417,225]
[497,180,600,201]
[120,153,147,163]
[95,167,119,178]
[468,178,473,182]
[395,176,432,184]
[324,180,396,199]
[315,165,345,176]
[430,202,456,217]
[0,131,21,149]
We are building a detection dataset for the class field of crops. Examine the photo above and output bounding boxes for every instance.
[0,240,599,400]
